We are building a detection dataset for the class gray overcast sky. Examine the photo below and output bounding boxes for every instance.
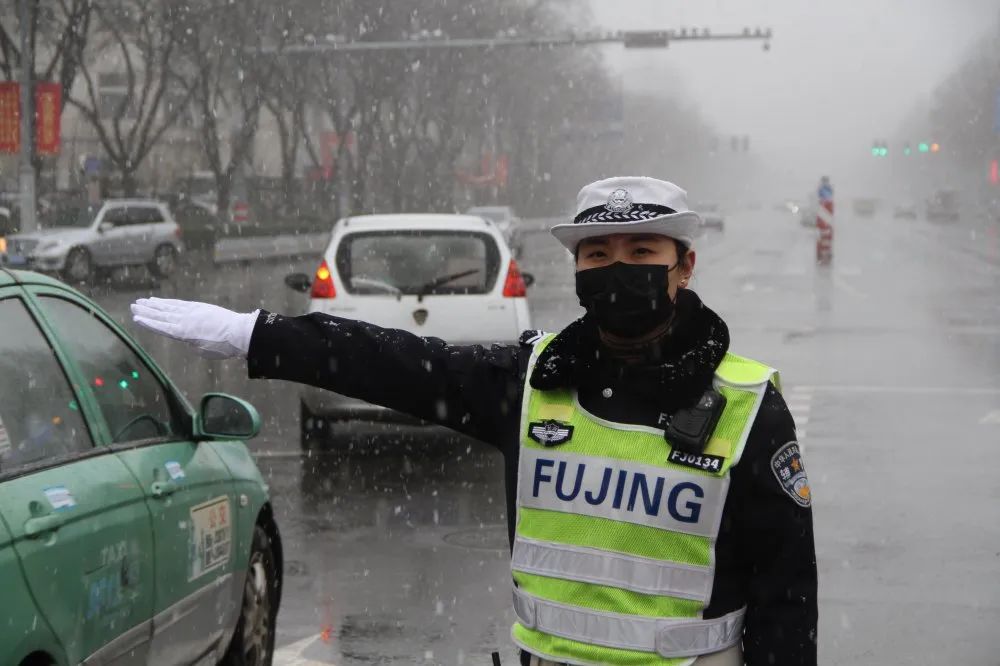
[589,0,998,191]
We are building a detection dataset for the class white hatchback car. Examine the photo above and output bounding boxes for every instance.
[285,214,533,450]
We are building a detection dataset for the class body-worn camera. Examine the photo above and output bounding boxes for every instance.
[664,389,727,454]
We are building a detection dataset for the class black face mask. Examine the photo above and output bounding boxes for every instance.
[576,262,677,338]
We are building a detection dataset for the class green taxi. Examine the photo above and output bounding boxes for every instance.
[0,269,282,666]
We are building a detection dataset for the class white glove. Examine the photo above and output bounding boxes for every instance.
[130,297,260,360]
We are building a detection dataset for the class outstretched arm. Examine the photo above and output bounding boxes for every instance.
[131,298,526,449]
[246,310,526,447]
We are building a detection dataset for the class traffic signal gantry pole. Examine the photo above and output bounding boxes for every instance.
[250,28,774,56]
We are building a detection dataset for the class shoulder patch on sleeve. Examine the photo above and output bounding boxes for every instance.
[520,330,547,346]
[770,441,811,507]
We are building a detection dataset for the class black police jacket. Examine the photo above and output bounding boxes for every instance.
[246,293,818,666]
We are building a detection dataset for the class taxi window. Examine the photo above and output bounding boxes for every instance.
[37,297,188,445]
[336,230,500,296]
[0,298,93,473]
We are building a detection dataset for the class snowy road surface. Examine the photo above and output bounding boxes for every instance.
[81,209,1000,665]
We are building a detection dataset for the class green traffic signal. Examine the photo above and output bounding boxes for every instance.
[879,147,888,157]
[918,142,929,153]
[871,146,879,157]
[904,146,911,156]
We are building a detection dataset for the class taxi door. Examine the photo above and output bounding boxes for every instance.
[0,290,154,665]
[30,290,240,666]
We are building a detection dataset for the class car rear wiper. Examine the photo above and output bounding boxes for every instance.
[416,269,480,302]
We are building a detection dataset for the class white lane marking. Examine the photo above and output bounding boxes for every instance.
[786,386,814,448]
[796,384,1000,396]
[272,635,335,666]
[979,410,1000,425]
[832,274,869,300]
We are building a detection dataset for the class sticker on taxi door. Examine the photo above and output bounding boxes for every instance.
[189,496,232,580]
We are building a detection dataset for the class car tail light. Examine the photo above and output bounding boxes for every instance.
[502,259,527,298]
[311,260,336,299]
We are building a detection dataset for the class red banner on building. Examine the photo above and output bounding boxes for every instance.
[0,82,19,153]
[35,82,61,155]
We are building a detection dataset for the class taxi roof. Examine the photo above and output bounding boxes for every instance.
[0,268,77,290]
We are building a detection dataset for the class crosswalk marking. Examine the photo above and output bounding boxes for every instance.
[786,386,814,450]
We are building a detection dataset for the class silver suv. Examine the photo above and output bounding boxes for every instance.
[1,199,184,282]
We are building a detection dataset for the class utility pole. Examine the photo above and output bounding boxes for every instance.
[17,0,37,232]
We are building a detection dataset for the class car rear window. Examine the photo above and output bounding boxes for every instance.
[335,230,500,297]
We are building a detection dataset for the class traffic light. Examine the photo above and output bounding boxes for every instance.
[871,141,888,157]
[903,143,912,156]
[930,142,940,153]
[918,142,929,153]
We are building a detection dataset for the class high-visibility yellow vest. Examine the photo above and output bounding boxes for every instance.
[511,333,779,665]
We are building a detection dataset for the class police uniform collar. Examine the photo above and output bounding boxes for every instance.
[530,290,730,406]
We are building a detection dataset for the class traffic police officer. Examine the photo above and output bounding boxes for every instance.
[132,177,818,665]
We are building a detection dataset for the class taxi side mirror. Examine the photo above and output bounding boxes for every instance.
[522,273,535,287]
[196,393,260,440]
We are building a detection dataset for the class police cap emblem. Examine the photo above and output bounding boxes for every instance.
[770,441,811,507]
[604,188,634,214]
[528,420,574,446]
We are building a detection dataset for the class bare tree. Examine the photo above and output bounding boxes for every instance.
[0,0,93,110]
[67,0,192,195]
[262,62,315,214]
[0,0,93,190]
[170,0,289,217]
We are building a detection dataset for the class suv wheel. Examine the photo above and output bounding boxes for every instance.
[149,244,178,278]
[220,525,278,666]
[62,247,92,284]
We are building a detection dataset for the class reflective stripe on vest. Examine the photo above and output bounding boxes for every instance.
[513,588,746,658]
[512,536,713,601]
[511,333,777,664]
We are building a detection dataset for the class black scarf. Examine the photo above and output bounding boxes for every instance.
[530,289,731,413]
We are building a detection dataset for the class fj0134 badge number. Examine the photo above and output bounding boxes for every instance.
[668,450,724,473]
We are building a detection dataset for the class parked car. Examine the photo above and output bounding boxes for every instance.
[173,171,220,215]
[466,205,523,257]
[926,189,960,222]
[284,213,533,451]
[169,196,221,251]
[0,199,184,283]
[0,268,282,666]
